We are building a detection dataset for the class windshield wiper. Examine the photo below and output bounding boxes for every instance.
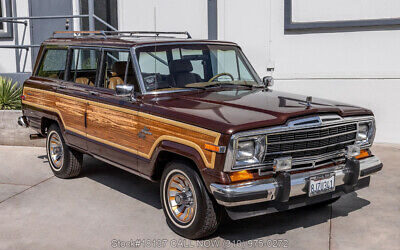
[205,82,259,89]
[180,86,206,90]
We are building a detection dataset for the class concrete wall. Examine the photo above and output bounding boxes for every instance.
[0,110,44,147]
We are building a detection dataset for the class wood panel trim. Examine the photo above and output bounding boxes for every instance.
[22,87,221,168]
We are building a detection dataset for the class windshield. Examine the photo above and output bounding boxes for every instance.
[135,44,261,92]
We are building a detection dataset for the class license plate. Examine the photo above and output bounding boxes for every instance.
[308,174,335,197]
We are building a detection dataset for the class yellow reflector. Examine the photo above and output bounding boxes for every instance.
[204,143,224,153]
[229,170,255,182]
[355,149,370,160]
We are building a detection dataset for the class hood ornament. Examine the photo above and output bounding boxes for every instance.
[306,96,313,108]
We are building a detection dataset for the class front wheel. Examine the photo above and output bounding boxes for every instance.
[46,124,83,178]
[160,161,221,239]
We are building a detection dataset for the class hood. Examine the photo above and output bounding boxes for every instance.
[142,88,373,134]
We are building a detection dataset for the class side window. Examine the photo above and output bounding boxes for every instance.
[238,58,253,81]
[67,48,101,86]
[37,49,68,79]
[100,50,138,91]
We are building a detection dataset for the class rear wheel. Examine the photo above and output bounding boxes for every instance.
[160,161,221,239]
[46,124,83,178]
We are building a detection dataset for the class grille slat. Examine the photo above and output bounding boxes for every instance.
[264,122,357,165]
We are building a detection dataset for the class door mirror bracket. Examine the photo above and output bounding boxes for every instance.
[262,76,274,88]
[115,85,136,101]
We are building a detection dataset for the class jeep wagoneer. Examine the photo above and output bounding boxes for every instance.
[18,31,383,239]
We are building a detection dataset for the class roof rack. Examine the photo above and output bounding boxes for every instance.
[52,30,192,39]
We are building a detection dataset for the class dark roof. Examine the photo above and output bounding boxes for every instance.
[43,36,238,48]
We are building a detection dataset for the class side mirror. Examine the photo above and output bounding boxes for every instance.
[262,76,274,88]
[116,85,135,100]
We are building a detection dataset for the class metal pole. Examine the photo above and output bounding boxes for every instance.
[0,15,89,21]
[93,15,117,31]
[12,0,20,73]
[88,0,95,31]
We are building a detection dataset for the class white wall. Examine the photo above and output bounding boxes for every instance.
[217,0,400,143]
[0,0,32,73]
[118,0,208,39]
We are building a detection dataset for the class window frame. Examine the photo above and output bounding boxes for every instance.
[64,46,102,88]
[34,46,69,80]
[0,0,13,40]
[98,47,133,91]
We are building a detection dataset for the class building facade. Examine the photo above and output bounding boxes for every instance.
[0,0,399,143]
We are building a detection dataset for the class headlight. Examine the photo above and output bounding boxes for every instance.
[356,120,375,146]
[234,136,266,167]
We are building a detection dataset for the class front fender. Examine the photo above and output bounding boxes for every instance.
[148,140,230,190]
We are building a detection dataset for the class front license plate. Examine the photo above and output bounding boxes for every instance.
[308,174,335,197]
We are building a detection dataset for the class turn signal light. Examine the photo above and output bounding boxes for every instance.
[229,170,255,182]
[355,149,370,160]
[204,143,226,153]
[21,95,26,100]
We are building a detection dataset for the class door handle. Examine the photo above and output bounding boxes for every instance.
[84,111,87,128]
[89,91,99,96]
[58,85,67,89]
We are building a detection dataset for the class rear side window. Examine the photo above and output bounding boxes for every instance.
[37,49,68,79]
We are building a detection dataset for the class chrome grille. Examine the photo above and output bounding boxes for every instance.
[264,123,357,167]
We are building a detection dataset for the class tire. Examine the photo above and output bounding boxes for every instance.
[46,124,83,178]
[160,161,222,239]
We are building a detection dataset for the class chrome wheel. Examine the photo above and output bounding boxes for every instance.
[48,131,64,170]
[166,173,197,225]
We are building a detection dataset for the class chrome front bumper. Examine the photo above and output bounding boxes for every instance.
[210,156,382,207]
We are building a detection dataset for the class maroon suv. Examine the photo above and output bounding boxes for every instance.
[18,31,383,239]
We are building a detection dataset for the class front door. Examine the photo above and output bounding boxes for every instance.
[84,48,140,171]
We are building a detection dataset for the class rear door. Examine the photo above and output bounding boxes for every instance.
[60,46,103,151]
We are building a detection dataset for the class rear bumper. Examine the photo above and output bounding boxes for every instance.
[210,156,382,208]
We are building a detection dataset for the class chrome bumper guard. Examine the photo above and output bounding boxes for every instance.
[17,116,29,128]
[210,156,382,207]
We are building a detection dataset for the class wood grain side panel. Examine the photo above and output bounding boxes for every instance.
[22,87,222,169]
[138,115,220,168]
[23,87,86,134]
[86,103,139,154]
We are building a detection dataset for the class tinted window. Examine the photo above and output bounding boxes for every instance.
[68,48,101,86]
[37,49,68,79]
[100,50,138,91]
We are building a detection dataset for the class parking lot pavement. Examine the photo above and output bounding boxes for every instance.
[0,144,398,250]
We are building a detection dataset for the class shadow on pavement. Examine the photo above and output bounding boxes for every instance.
[42,154,371,240]
[37,154,49,163]
[217,192,370,241]
[80,155,162,209]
